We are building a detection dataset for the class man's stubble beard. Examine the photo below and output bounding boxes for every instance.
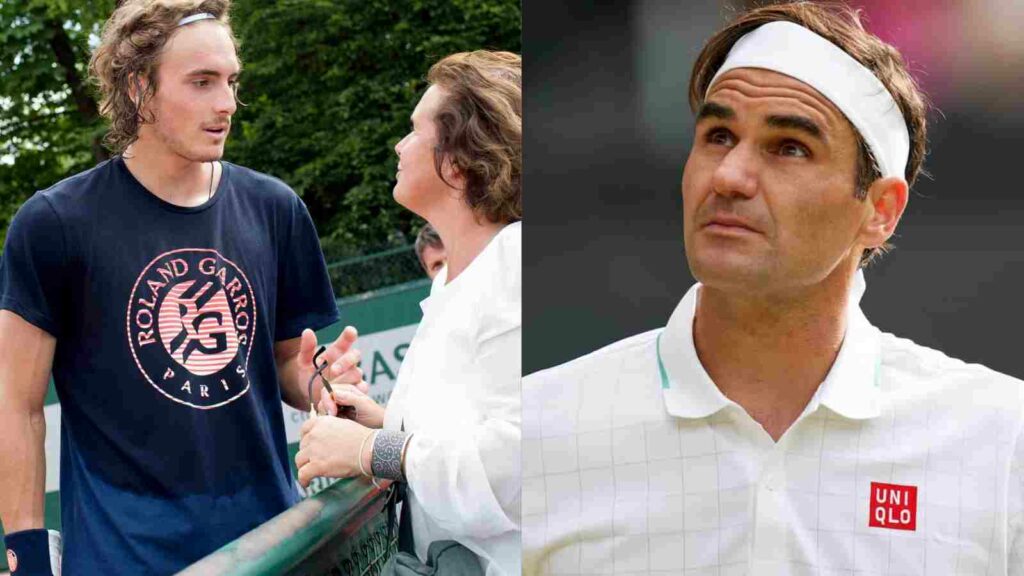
[152,117,226,163]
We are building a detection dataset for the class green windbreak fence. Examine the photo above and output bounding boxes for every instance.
[0,276,430,572]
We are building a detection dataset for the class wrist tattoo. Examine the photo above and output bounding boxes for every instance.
[372,430,409,481]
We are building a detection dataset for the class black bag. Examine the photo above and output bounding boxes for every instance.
[381,481,484,576]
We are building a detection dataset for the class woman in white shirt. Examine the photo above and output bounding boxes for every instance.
[295,50,521,576]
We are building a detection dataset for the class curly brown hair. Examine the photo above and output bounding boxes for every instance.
[89,0,239,153]
[690,2,929,266]
[426,51,522,225]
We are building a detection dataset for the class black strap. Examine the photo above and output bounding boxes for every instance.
[397,481,414,554]
[386,481,400,543]
[386,421,415,555]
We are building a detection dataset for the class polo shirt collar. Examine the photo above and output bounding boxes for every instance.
[658,283,732,419]
[815,294,883,420]
[657,271,882,421]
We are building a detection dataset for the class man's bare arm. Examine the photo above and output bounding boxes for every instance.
[0,311,56,533]
[274,336,309,411]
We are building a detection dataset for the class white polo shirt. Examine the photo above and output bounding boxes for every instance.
[523,282,1024,575]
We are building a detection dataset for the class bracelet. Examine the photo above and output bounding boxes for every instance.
[371,429,410,482]
[357,429,376,478]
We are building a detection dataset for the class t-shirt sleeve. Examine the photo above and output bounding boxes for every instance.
[0,193,67,337]
[274,194,340,341]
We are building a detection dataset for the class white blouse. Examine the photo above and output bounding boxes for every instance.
[384,222,521,576]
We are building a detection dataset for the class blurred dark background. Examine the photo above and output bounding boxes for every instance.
[524,0,1024,376]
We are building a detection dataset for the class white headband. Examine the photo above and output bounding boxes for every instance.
[708,21,909,180]
[178,12,216,27]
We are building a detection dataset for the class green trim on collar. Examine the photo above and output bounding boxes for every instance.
[656,332,670,390]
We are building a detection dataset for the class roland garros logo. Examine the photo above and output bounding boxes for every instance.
[126,249,256,409]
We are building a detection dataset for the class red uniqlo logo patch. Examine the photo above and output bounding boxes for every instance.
[869,481,917,531]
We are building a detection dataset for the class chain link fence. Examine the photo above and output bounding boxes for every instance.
[325,245,426,298]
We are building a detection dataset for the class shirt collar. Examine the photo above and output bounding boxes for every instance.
[658,283,733,419]
[419,263,450,314]
[657,271,882,421]
[814,298,883,419]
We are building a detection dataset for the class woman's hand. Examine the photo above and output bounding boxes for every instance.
[295,416,374,487]
[318,384,386,429]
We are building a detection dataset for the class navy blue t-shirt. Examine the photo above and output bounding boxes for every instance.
[0,157,340,574]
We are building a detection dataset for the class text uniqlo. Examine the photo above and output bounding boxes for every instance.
[869,481,917,531]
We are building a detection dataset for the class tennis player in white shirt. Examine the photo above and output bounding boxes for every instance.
[523,3,1024,575]
[295,51,522,576]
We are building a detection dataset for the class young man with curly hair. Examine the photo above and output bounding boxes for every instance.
[0,1,365,573]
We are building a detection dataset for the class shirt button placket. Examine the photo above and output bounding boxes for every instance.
[751,447,788,569]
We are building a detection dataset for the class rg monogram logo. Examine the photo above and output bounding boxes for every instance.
[869,481,917,531]
[159,279,239,376]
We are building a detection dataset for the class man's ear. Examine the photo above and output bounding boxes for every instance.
[128,73,140,106]
[857,176,908,250]
[128,73,151,109]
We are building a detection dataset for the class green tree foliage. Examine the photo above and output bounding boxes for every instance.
[0,0,521,262]
[0,0,114,234]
